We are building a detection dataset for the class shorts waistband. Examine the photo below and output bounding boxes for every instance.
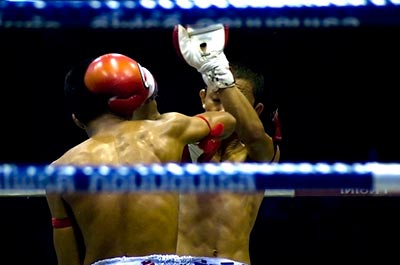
[91,254,247,265]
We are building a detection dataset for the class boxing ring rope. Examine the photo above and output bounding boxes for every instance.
[1,0,400,29]
[1,163,400,196]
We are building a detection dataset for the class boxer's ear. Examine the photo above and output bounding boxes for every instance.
[199,89,206,109]
[72,113,86,130]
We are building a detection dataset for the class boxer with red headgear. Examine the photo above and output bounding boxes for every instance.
[46,53,236,265]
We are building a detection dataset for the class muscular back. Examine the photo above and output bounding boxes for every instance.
[48,114,194,265]
[177,138,264,264]
[56,116,188,165]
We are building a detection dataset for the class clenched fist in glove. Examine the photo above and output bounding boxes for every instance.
[173,24,235,92]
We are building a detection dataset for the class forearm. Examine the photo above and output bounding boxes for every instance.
[218,86,265,141]
[218,86,276,161]
[197,111,236,139]
[53,229,82,265]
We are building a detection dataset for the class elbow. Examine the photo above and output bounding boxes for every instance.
[223,114,237,138]
[246,123,266,142]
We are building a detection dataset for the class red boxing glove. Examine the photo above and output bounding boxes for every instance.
[84,53,156,117]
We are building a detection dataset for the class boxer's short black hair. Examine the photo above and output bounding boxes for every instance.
[64,58,110,125]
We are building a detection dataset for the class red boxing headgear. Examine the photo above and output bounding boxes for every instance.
[84,53,154,117]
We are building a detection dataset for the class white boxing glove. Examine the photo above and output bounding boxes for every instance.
[173,24,235,91]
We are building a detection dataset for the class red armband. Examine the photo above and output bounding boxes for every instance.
[196,115,224,139]
[182,115,224,163]
[52,217,72,228]
[195,115,223,162]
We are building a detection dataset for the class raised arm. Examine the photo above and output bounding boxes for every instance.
[218,85,276,162]
[163,110,235,163]
[173,23,279,162]
[173,110,236,145]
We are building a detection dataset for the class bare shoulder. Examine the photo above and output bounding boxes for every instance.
[52,142,94,165]
[157,112,191,127]
[159,112,188,120]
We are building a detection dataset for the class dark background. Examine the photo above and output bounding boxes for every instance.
[1,27,399,164]
[1,24,400,264]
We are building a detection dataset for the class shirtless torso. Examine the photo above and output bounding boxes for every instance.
[177,76,280,264]
[47,110,236,265]
[177,137,265,264]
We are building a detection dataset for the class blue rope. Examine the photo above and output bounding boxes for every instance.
[1,162,399,192]
[1,1,399,29]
